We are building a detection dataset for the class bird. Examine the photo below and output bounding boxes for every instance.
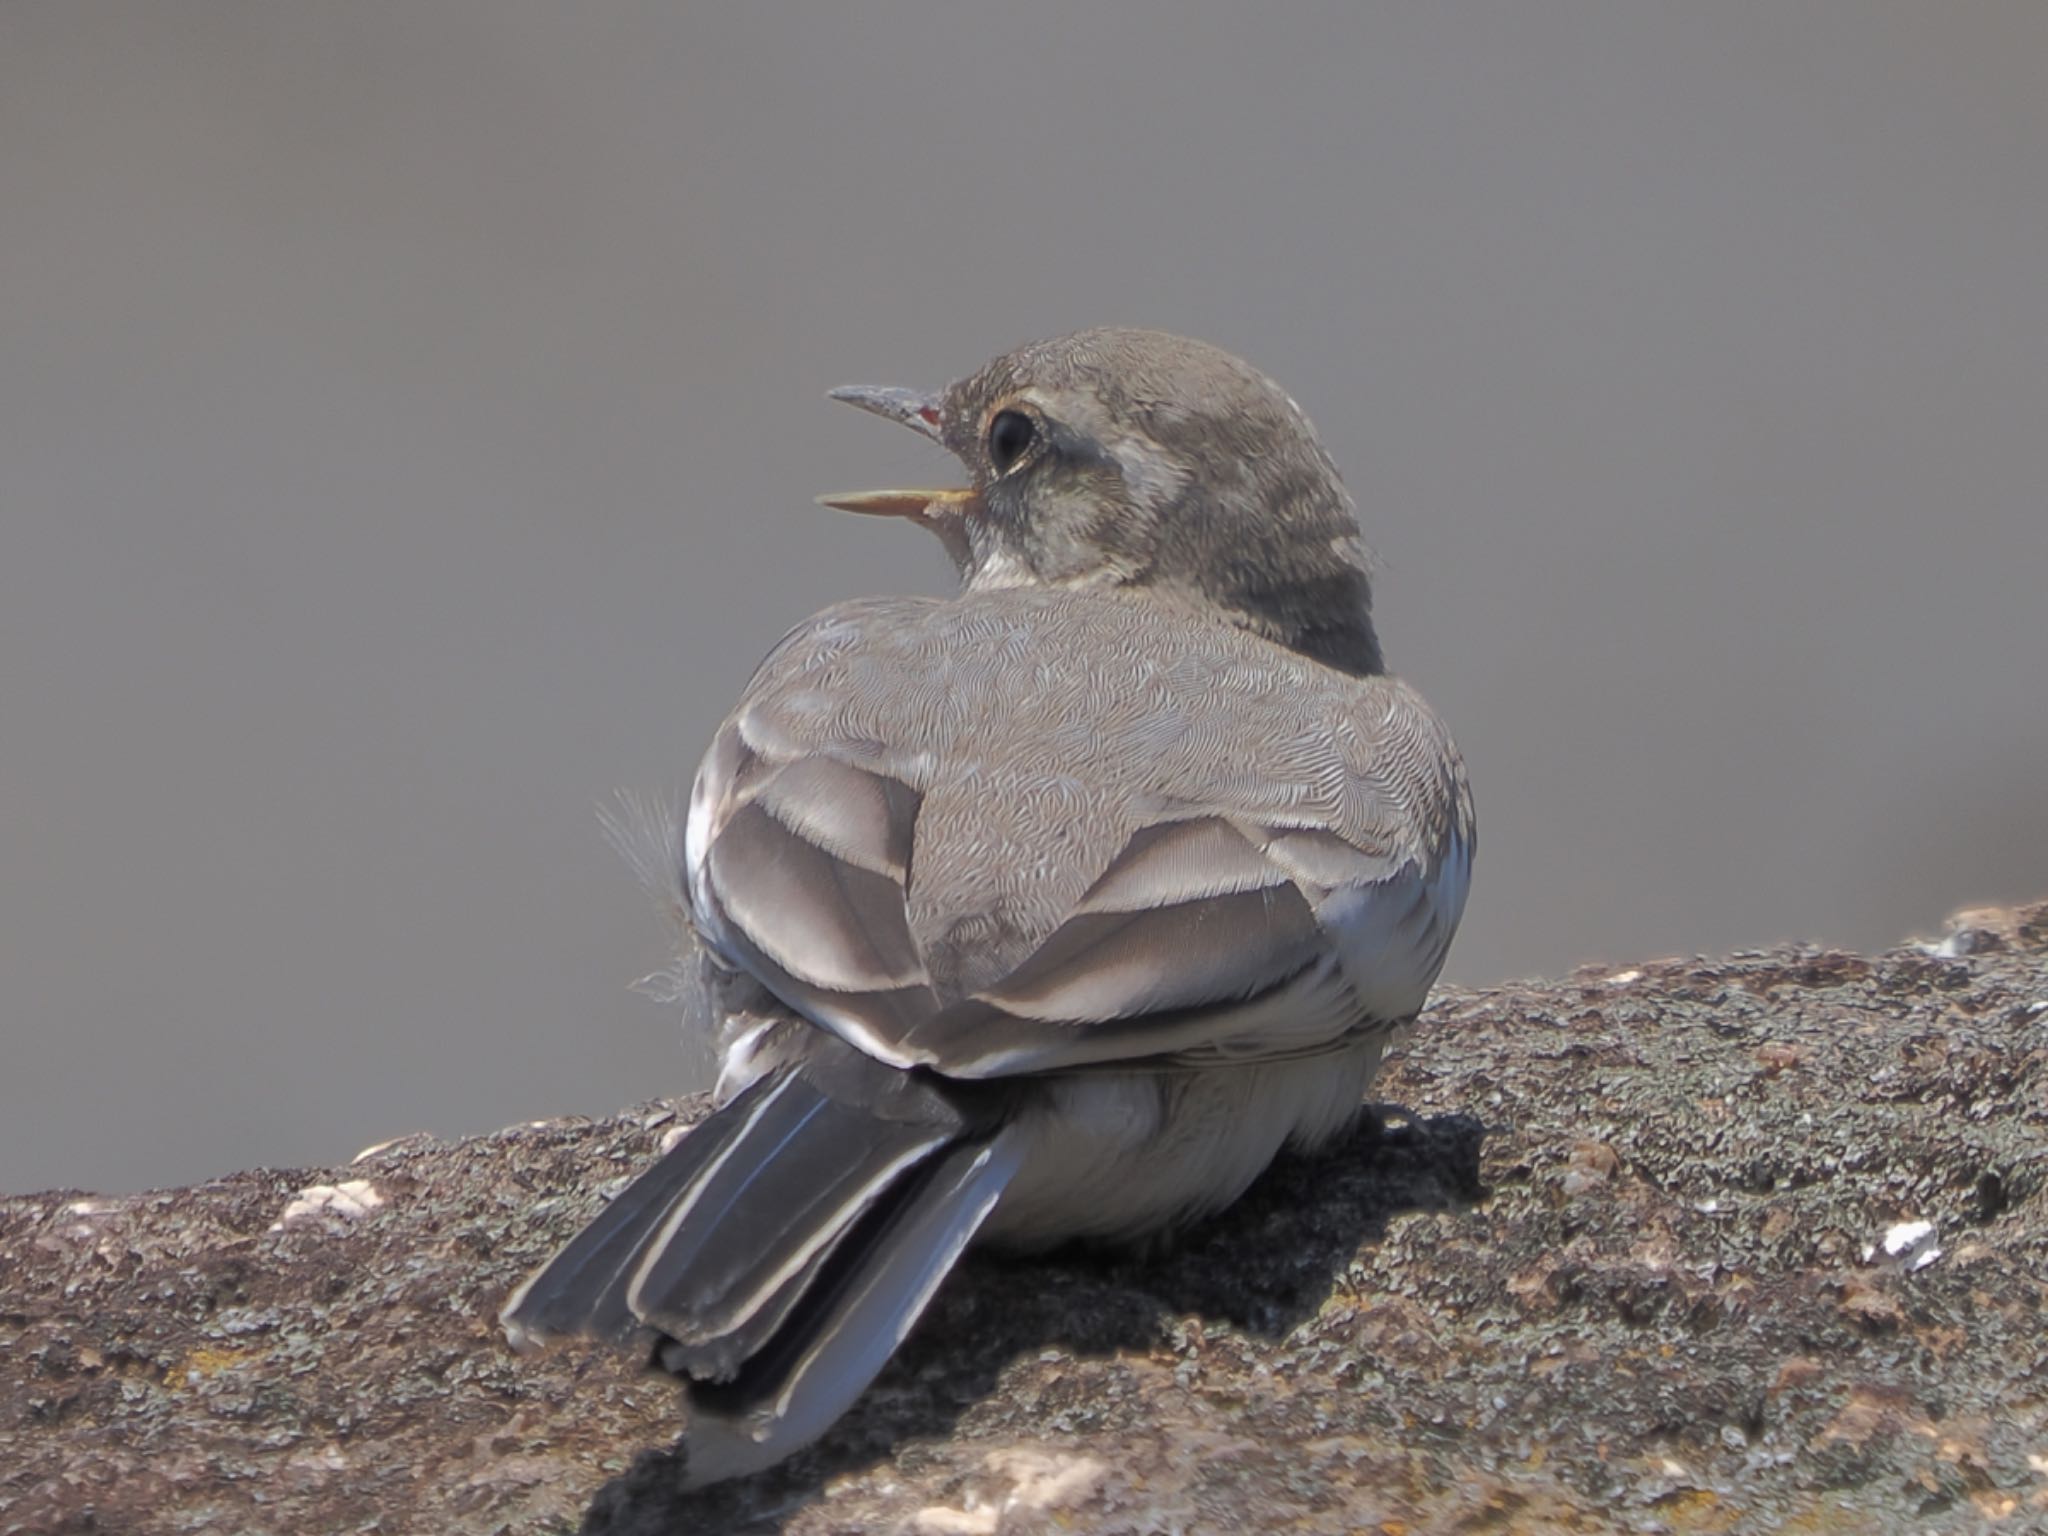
[500,327,1474,1486]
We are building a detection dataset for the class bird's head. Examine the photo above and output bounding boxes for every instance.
[822,327,1383,676]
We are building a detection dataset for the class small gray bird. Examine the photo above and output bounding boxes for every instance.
[501,328,1474,1484]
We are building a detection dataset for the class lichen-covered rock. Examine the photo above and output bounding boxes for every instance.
[3,903,2044,1535]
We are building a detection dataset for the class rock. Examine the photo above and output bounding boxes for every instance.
[4,902,2045,1534]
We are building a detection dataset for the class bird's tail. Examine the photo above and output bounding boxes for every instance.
[500,1039,1020,1486]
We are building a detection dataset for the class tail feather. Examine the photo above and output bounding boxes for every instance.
[499,1075,780,1349]
[626,1067,962,1379]
[500,1037,1019,1484]
[674,1125,1025,1488]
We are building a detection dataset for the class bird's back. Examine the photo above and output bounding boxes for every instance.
[700,586,1472,1051]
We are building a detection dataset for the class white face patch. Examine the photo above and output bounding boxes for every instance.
[965,545,1038,591]
[1107,435,1189,519]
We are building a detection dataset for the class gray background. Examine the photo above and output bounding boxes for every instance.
[4,5,2043,1196]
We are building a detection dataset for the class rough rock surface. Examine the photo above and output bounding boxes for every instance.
[4,903,2045,1535]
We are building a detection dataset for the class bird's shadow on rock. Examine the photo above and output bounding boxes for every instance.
[579,1108,1488,1535]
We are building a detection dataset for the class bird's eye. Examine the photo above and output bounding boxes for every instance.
[987,410,1036,476]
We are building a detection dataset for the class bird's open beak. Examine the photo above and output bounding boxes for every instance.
[825,384,945,441]
[815,486,978,520]
[817,384,977,526]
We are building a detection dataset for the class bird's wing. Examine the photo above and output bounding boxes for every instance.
[686,592,1472,1080]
